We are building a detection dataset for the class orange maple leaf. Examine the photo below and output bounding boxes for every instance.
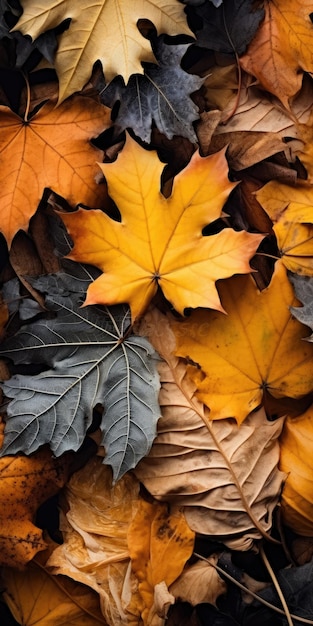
[170,261,313,425]
[0,447,71,567]
[0,96,111,246]
[61,134,263,321]
[240,0,313,108]
[256,180,313,275]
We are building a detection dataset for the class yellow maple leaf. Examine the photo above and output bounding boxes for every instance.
[279,404,313,536]
[240,0,313,108]
[127,499,195,625]
[170,260,313,424]
[16,0,193,103]
[0,96,111,246]
[61,134,263,321]
[0,447,71,567]
[256,180,313,274]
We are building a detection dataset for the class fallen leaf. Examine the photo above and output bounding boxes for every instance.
[170,260,313,424]
[240,0,313,108]
[47,456,141,626]
[256,180,313,274]
[0,271,160,481]
[127,499,195,625]
[61,133,263,321]
[0,446,71,567]
[0,95,111,245]
[279,404,313,535]
[100,35,203,144]
[135,308,285,550]
[169,558,226,607]
[191,0,264,56]
[16,0,193,102]
[2,558,107,625]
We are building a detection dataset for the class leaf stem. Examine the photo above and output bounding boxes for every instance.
[22,71,31,122]
[259,544,294,626]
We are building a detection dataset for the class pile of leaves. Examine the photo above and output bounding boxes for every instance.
[1,0,313,624]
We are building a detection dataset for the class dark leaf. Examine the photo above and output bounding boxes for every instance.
[191,0,265,56]
[0,272,160,481]
[100,35,202,143]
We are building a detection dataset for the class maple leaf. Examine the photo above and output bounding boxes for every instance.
[240,0,313,108]
[169,261,313,424]
[256,181,313,275]
[0,95,111,246]
[0,271,160,481]
[0,447,71,567]
[100,35,203,144]
[135,308,285,550]
[60,134,263,321]
[15,0,193,103]
[279,404,313,536]
[189,0,265,56]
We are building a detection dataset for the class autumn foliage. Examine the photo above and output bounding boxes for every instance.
[1,1,313,625]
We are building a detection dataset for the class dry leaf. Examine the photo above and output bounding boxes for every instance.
[2,558,107,625]
[170,260,313,424]
[127,499,195,626]
[47,456,140,626]
[280,404,313,535]
[61,133,263,321]
[0,96,111,245]
[135,308,285,550]
[0,447,71,567]
[16,0,193,102]
[256,180,313,275]
[169,558,226,607]
[240,0,313,107]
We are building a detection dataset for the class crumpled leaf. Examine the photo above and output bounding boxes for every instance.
[15,0,193,102]
[61,133,263,321]
[135,308,285,550]
[256,180,313,275]
[2,555,107,625]
[169,260,313,424]
[0,271,160,481]
[240,0,313,108]
[279,404,313,535]
[0,95,111,246]
[190,0,264,55]
[99,35,202,144]
[47,456,141,626]
[290,273,313,340]
[127,499,195,626]
[0,446,71,567]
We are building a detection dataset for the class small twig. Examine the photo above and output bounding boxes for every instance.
[260,544,294,626]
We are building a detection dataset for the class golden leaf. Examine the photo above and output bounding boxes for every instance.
[240,0,313,108]
[2,559,107,625]
[280,404,313,536]
[127,499,195,625]
[61,134,263,321]
[0,96,110,246]
[170,261,313,424]
[256,180,313,275]
[16,0,193,102]
[0,447,71,567]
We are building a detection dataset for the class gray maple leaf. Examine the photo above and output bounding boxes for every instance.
[0,272,160,481]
